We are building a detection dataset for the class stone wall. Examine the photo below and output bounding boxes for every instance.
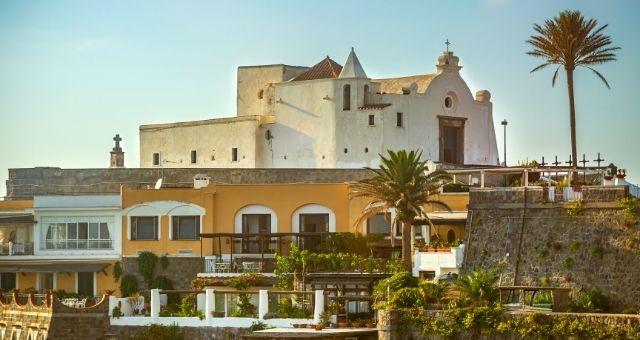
[0,292,52,339]
[106,325,247,339]
[464,186,640,310]
[6,167,372,199]
[122,256,202,291]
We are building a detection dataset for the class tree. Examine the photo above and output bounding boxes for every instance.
[526,10,619,182]
[350,149,451,271]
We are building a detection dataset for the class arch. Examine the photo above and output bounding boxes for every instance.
[343,84,351,111]
[234,204,277,234]
[291,204,336,233]
[363,84,370,106]
[124,200,204,216]
[447,229,456,243]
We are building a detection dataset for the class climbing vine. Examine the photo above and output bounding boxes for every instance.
[137,251,158,287]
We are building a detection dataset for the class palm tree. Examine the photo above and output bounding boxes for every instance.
[527,10,619,182]
[350,149,452,271]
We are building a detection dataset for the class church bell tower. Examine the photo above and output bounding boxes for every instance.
[110,134,125,168]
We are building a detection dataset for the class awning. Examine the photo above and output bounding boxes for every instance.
[414,211,468,224]
[0,262,110,273]
[0,214,36,224]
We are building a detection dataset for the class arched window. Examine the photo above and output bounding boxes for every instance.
[363,85,370,106]
[343,84,351,111]
[447,229,456,243]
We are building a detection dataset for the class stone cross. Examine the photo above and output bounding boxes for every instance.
[552,156,561,167]
[113,134,122,151]
[579,154,589,168]
[593,153,605,167]
[445,39,451,52]
[565,155,573,167]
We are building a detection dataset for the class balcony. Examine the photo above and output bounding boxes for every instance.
[0,241,34,256]
[413,245,465,279]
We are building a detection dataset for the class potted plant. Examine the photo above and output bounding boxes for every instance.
[314,323,324,331]
[319,310,331,328]
[351,320,363,328]
[366,320,376,328]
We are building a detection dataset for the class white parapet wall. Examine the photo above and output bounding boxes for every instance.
[413,245,465,278]
[110,289,324,329]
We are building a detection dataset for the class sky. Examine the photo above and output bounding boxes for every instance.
[1,0,639,198]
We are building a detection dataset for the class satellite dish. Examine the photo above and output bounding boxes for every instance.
[154,178,163,190]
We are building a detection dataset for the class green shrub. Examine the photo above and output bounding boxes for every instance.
[137,251,158,286]
[120,274,139,297]
[568,288,609,313]
[562,256,574,269]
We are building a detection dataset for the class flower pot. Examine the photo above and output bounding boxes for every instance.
[337,322,348,328]
[352,322,363,328]
[315,324,324,331]
[366,322,376,328]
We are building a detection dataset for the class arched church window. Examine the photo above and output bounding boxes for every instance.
[363,84,370,106]
[343,84,351,111]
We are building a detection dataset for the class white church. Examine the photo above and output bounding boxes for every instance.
[139,48,500,169]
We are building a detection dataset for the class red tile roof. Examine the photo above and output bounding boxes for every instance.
[291,57,343,81]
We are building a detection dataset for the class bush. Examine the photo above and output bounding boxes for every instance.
[134,323,183,340]
[568,288,609,313]
[120,274,139,297]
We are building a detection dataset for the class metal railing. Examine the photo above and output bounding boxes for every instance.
[0,242,34,255]
[42,239,113,250]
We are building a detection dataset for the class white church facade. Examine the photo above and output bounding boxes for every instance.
[139,48,500,169]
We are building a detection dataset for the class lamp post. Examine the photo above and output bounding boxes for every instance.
[501,119,508,167]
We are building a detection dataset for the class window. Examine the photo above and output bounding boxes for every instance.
[299,213,329,251]
[241,214,270,253]
[444,96,453,108]
[343,148,348,154]
[395,223,423,237]
[343,84,351,111]
[0,272,16,291]
[232,148,238,162]
[43,219,112,250]
[131,216,159,240]
[368,114,375,126]
[367,213,390,234]
[363,85,370,106]
[364,147,369,153]
[152,153,160,166]
[396,112,403,127]
[172,216,200,240]
[190,150,197,164]
[77,272,94,296]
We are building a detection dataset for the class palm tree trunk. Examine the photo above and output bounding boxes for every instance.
[402,221,412,271]
[566,68,578,183]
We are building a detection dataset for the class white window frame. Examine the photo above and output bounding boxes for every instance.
[129,216,160,241]
[234,205,277,234]
[291,204,336,233]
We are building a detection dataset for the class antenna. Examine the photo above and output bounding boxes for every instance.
[154,178,163,190]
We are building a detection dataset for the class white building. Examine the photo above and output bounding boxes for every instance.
[139,48,500,169]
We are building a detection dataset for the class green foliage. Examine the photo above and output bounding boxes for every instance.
[537,249,549,259]
[565,199,584,217]
[532,291,552,304]
[120,274,139,297]
[137,251,158,287]
[570,240,582,251]
[373,272,418,301]
[134,323,183,340]
[563,256,574,269]
[248,320,271,332]
[111,306,123,318]
[316,232,381,256]
[224,273,263,290]
[159,255,169,270]
[453,268,500,307]
[390,287,425,308]
[272,297,311,319]
[442,183,469,193]
[231,293,256,317]
[591,244,604,259]
[568,288,610,313]
[539,276,550,287]
[113,261,123,282]
[618,197,639,219]
[152,275,173,290]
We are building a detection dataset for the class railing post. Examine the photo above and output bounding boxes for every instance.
[108,295,117,316]
[205,289,214,322]
[313,290,324,323]
[480,170,485,188]
[258,290,268,320]
[150,289,160,322]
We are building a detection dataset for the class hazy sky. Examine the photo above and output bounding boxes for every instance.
[1,0,639,198]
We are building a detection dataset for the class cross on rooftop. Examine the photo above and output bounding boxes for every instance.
[565,155,573,167]
[579,154,590,168]
[113,134,122,151]
[552,156,561,167]
[594,152,605,167]
[445,39,451,52]
[539,156,547,167]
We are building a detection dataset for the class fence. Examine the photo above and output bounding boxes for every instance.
[108,288,324,329]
